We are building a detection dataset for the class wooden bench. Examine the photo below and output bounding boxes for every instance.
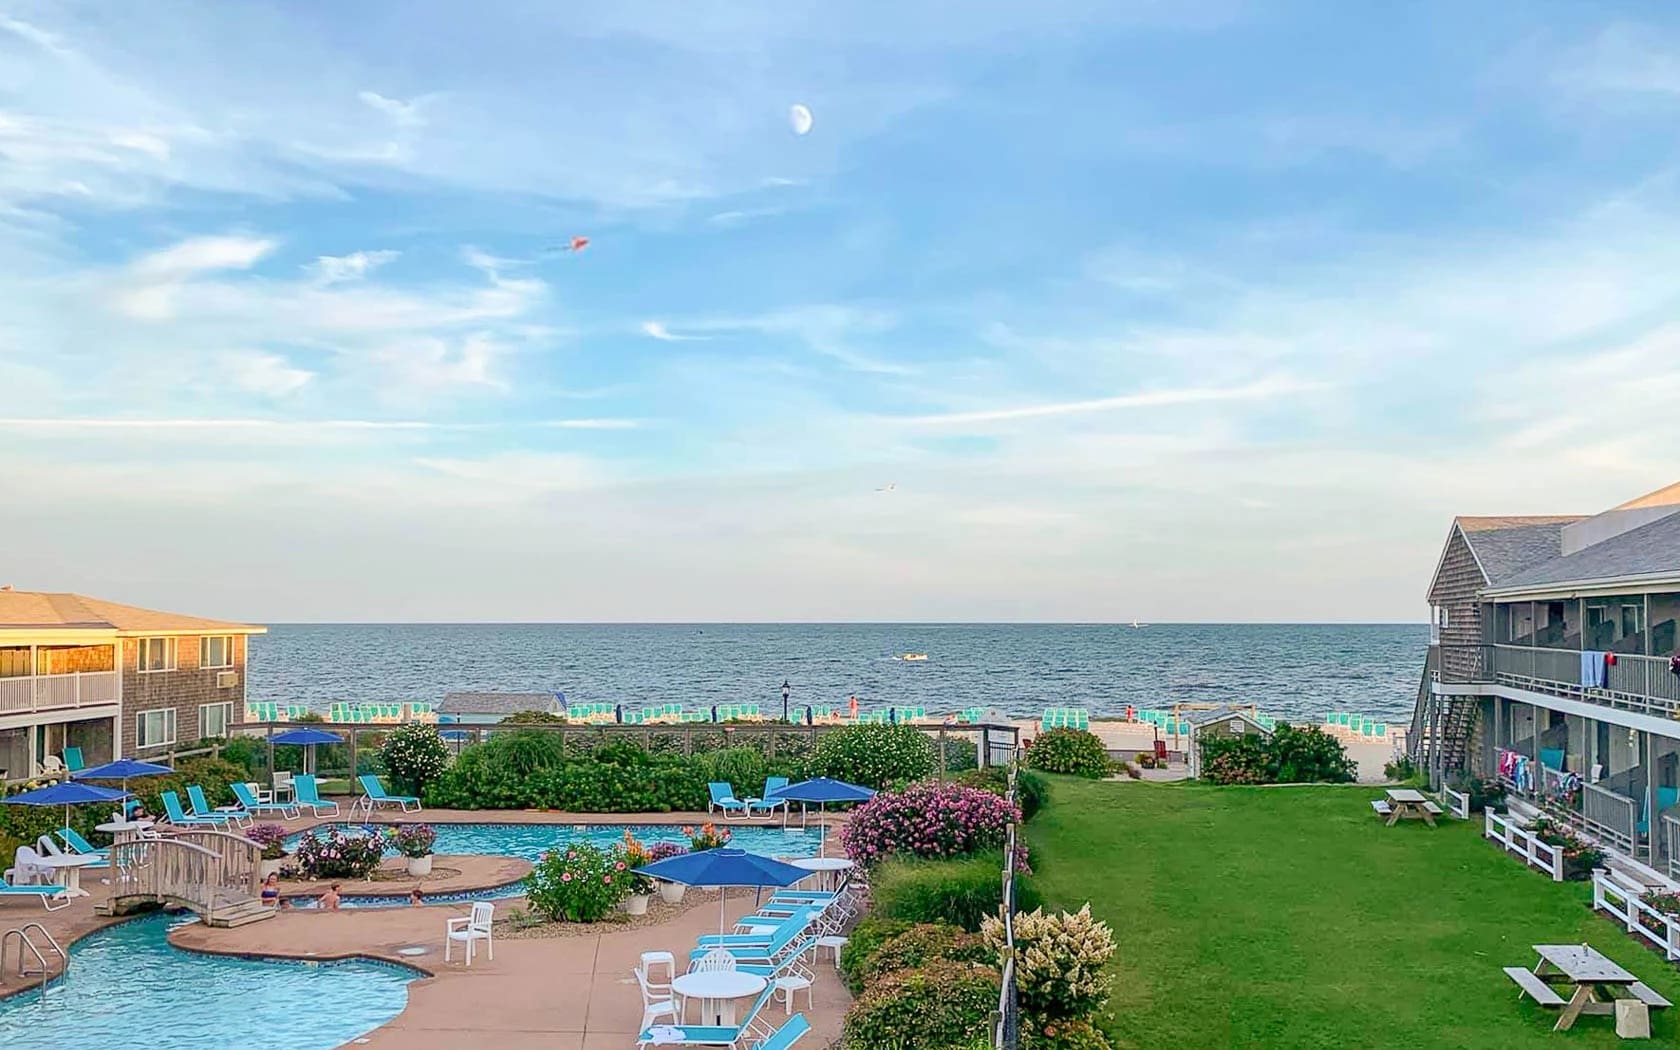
[1504,966,1566,1007]
[1422,800,1443,816]
[1370,800,1392,817]
[1625,981,1672,1009]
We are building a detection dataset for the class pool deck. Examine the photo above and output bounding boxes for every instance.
[170,885,851,1049]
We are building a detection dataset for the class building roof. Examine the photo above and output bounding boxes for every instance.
[1454,517,1585,585]
[1188,708,1272,733]
[1490,510,1680,591]
[0,589,264,635]
[439,691,563,715]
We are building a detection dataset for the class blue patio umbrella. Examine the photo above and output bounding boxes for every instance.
[768,777,876,852]
[74,758,174,816]
[270,727,344,774]
[2,780,131,830]
[635,847,811,933]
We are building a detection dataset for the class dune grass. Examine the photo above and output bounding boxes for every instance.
[1025,778,1680,1049]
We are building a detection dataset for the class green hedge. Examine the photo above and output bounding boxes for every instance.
[1026,729,1110,779]
[808,724,936,789]
[842,959,1000,1050]
[1200,724,1355,785]
[424,734,721,812]
[871,850,1041,932]
[953,766,1048,822]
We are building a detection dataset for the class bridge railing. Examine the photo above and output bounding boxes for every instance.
[106,830,262,919]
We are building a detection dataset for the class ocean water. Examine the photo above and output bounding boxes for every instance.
[249,623,1427,723]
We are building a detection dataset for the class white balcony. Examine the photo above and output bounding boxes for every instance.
[0,671,120,715]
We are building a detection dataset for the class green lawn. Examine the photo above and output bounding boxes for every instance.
[1025,778,1680,1049]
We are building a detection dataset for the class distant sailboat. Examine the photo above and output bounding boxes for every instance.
[1130,620,1147,629]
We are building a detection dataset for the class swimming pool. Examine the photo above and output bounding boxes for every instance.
[282,821,826,906]
[0,913,416,1049]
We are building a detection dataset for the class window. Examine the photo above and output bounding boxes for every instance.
[137,637,176,672]
[199,701,233,739]
[1435,606,1451,629]
[135,708,176,749]
[200,635,233,669]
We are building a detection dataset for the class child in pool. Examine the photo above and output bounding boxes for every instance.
[409,887,424,907]
[319,882,342,910]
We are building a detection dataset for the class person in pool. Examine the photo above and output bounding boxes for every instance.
[260,872,281,907]
[319,882,342,910]
[409,887,424,907]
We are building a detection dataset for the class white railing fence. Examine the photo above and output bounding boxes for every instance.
[993,762,1022,1050]
[1591,869,1680,963]
[1484,809,1565,882]
[1581,783,1638,857]
[1437,785,1470,820]
[0,671,120,714]
[1666,815,1680,884]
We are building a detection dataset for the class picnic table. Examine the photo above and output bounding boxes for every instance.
[1505,943,1672,1035]
[1371,788,1441,827]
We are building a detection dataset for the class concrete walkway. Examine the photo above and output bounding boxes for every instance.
[172,888,851,1049]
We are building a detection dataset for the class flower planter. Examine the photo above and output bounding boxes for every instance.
[623,893,650,916]
[406,854,434,877]
[259,857,285,880]
[659,880,686,904]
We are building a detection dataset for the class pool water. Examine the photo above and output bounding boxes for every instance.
[0,913,416,1049]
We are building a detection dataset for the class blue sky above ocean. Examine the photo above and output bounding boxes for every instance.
[3,3,1678,621]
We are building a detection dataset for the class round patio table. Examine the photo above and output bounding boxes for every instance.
[33,852,101,897]
[790,856,854,891]
[671,970,767,1027]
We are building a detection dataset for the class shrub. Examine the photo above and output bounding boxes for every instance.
[810,725,936,790]
[1383,755,1419,782]
[217,736,266,778]
[647,840,686,862]
[387,823,438,859]
[1023,1018,1113,1050]
[1199,724,1355,786]
[871,851,1042,932]
[294,826,387,880]
[500,710,567,724]
[1529,816,1605,877]
[380,723,451,795]
[839,918,914,994]
[1449,773,1506,812]
[246,823,289,861]
[851,923,990,993]
[1134,751,1157,769]
[842,780,1017,868]
[983,905,1115,1020]
[423,736,708,812]
[1026,729,1110,779]
[524,841,630,922]
[841,959,1000,1050]
[953,766,1048,822]
[693,747,771,795]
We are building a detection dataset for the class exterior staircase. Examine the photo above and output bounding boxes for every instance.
[1409,648,1479,787]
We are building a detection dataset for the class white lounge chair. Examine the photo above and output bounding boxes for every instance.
[444,901,494,966]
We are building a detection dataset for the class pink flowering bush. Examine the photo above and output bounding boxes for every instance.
[842,780,1019,868]
[524,840,630,922]
[294,825,386,879]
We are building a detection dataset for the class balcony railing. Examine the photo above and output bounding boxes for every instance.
[0,671,120,715]
[1436,644,1680,718]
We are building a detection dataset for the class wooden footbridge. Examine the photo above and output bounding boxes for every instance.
[97,828,274,928]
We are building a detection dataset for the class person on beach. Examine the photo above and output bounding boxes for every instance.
[260,872,281,907]
[319,882,342,910]
[409,887,424,907]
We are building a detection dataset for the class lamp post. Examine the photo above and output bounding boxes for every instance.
[781,679,791,723]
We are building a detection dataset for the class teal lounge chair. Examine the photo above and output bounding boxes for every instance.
[232,781,301,819]
[188,784,252,828]
[706,782,753,821]
[292,774,341,817]
[62,746,84,773]
[356,774,421,816]
[749,777,790,816]
[161,789,229,826]
[56,827,109,859]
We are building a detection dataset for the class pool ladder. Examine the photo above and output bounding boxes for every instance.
[1,923,66,999]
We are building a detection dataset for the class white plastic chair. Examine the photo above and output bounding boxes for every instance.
[691,946,737,973]
[5,846,49,886]
[634,966,678,1031]
[444,901,495,966]
[35,835,65,857]
[272,770,295,803]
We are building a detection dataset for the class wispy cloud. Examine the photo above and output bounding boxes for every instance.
[639,320,707,342]
[308,249,399,285]
[358,90,429,128]
[895,377,1328,427]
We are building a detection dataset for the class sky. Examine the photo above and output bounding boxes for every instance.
[4,1,1680,623]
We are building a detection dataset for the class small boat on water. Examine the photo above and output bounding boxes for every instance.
[898,653,929,662]
[1129,620,1147,629]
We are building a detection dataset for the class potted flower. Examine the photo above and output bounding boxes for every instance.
[247,823,289,879]
[687,822,731,851]
[388,823,439,877]
[648,840,688,903]
[617,831,657,915]
[1531,817,1605,880]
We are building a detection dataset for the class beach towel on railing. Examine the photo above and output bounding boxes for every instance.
[1580,650,1608,689]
